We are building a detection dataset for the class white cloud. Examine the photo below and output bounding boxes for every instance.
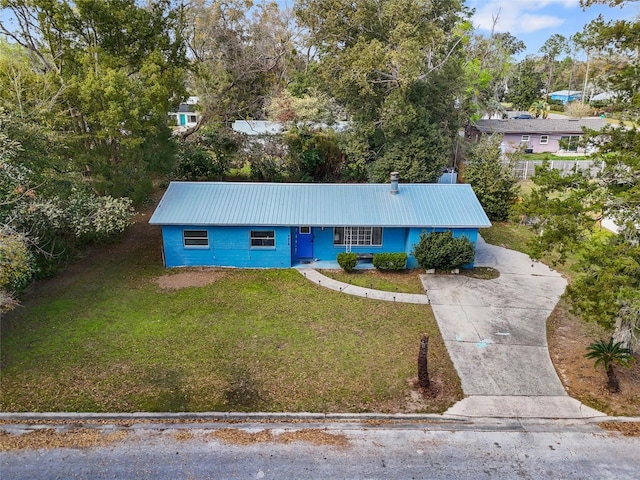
[468,0,576,34]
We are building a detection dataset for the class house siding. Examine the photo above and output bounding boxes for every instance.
[466,119,606,155]
[161,224,479,268]
[309,227,408,263]
[502,133,585,154]
[162,225,292,268]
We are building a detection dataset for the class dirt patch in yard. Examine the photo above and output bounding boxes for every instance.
[547,299,640,417]
[155,269,227,290]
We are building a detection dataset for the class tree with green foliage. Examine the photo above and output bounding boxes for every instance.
[0,0,188,201]
[173,125,241,181]
[295,0,469,183]
[464,134,519,221]
[284,126,344,182]
[577,0,639,119]
[585,338,636,392]
[0,226,33,312]
[464,26,526,119]
[183,0,298,138]
[268,89,340,126]
[0,109,133,310]
[507,58,544,111]
[519,124,640,351]
[519,163,598,264]
[412,231,475,271]
[539,34,569,100]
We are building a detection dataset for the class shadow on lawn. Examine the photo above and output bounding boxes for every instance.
[224,367,269,412]
[142,369,189,412]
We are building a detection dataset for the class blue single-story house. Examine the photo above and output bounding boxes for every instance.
[149,175,491,269]
[549,90,582,104]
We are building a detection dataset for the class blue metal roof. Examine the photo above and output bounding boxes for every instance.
[149,182,492,228]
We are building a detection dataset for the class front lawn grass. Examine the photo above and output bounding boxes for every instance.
[0,222,461,413]
[319,269,425,294]
[481,222,535,255]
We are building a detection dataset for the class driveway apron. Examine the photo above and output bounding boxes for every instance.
[420,236,604,419]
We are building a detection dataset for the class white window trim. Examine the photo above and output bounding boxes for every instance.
[560,135,581,152]
[250,230,276,248]
[333,227,383,246]
[183,229,209,248]
[521,135,530,143]
[540,135,549,145]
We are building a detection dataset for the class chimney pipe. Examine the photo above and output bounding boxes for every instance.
[390,172,399,194]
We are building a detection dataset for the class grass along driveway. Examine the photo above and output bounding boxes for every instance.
[0,215,461,413]
[319,269,425,294]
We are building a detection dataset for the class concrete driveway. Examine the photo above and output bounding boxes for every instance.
[420,236,604,419]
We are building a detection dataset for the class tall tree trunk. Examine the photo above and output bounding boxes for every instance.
[606,365,620,393]
[418,334,430,389]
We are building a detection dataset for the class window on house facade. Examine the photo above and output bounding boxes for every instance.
[250,230,275,247]
[333,227,383,246]
[560,135,581,152]
[540,135,549,145]
[183,230,209,247]
[521,135,530,143]
[188,115,198,123]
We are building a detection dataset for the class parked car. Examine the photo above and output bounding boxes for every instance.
[512,113,533,119]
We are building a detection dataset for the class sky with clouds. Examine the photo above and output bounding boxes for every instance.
[466,0,639,58]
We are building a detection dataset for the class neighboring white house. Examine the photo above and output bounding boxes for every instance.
[232,120,285,136]
[590,91,619,103]
[168,96,200,131]
[232,120,350,136]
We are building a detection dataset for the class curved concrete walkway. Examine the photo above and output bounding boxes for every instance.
[420,236,604,419]
[296,268,430,304]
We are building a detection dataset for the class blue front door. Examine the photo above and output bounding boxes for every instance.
[297,226,313,259]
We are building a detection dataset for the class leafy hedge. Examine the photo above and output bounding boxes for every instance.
[337,252,358,272]
[373,252,408,271]
[411,231,475,270]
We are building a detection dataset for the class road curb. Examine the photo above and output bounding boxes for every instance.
[0,411,457,423]
[1,411,638,424]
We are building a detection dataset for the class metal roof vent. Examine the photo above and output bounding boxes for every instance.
[390,172,399,195]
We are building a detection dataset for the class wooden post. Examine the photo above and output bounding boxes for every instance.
[418,334,430,389]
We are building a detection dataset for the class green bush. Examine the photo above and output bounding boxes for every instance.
[411,231,475,270]
[373,252,408,271]
[337,252,358,272]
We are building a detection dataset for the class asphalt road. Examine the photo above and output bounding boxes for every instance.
[2,420,639,479]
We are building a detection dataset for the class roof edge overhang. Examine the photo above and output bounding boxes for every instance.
[149,222,492,228]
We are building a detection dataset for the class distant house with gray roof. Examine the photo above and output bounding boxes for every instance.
[149,175,491,269]
[465,118,608,154]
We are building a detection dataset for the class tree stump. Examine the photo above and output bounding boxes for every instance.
[418,333,430,389]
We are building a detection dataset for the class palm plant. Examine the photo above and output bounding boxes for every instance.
[528,100,550,119]
[585,338,636,393]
